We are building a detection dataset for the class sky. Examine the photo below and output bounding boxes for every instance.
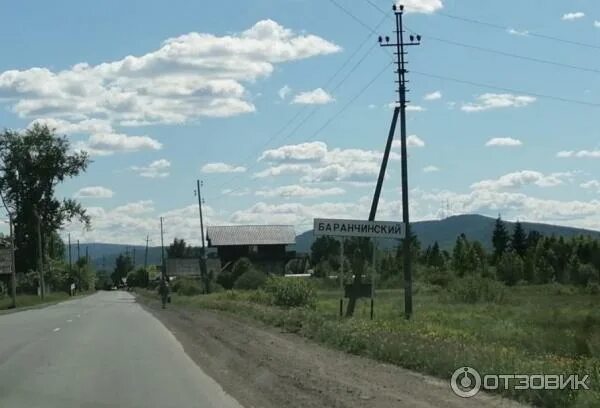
[0,0,599,246]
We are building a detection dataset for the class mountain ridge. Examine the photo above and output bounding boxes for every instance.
[73,214,600,266]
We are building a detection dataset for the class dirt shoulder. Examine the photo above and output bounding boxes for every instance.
[137,294,525,408]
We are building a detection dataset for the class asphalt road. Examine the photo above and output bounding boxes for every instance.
[0,291,243,408]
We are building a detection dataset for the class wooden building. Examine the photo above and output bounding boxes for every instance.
[206,225,296,274]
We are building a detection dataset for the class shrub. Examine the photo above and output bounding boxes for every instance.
[497,251,524,286]
[264,276,316,308]
[549,282,579,296]
[422,267,453,288]
[446,276,507,304]
[126,268,149,288]
[247,288,273,305]
[172,278,202,296]
[587,282,600,295]
[217,258,254,289]
[233,269,268,290]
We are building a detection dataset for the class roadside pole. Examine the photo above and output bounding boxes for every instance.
[160,217,165,281]
[9,217,16,308]
[370,240,377,320]
[33,208,45,300]
[339,237,344,318]
[68,233,72,280]
[377,5,421,320]
[144,234,149,284]
[195,180,209,294]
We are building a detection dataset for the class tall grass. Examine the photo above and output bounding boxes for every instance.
[143,284,600,407]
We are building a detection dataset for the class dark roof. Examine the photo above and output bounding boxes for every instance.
[207,225,296,247]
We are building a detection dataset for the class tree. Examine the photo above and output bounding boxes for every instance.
[112,254,133,285]
[452,234,467,276]
[126,268,149,288]
[0,124,90,273]
[511,221,527,258]
[526,230,542,249]
[167,238,190,258]
[310,236,341,277]
[492,216,509,264]
[426,241,445,269]
[397,231,421,264]
[497,251,524,286]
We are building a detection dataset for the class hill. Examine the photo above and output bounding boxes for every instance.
[295,214,600,253]
[64,243,164,271]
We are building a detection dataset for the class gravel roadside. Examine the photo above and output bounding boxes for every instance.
[137,294,526,408]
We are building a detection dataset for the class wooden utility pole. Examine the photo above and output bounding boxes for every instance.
[144,235,149,270]
[33,208,45,300]
[160,217,165,281]
[68,233,72,277]
[195,180,209,293]
[378,4,421,319]
[9,217,16,308]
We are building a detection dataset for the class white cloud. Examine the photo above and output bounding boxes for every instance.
[392,135,426,148]
[581,180,600,192]
[397,0,444,14]
[562,12,585,21]
[259,141,327,163]
[507,28,529,36]
[31,117,162,156]
[462,93,536,112]
[114,200,155,215]
[131,159,171,178]
[416,188,600,229]
[256,141,401,183]
[471,170,573,191]
[424,91,442,101]
[291,88,335,105]
[201,162,247,173]
[557,150,600,159]
[0,20,340,131]
[368,104,377,109]
[387,102,425,112]
[278,85,291,100]
[595,21,600,28]
[485,137,523,147]
[74,132,162,156]
[423,165,439,173]
[74,186,114,199]
[256,185,345,198]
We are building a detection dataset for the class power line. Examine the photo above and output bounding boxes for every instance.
[208,61,392,201]
[328,0,377,34]
[211,13,388,193]
[411,70,600,107]
[363,0,600,53]
[437,11,600,51]
[421,35,600,75]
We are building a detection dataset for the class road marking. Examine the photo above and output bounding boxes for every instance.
[53,328,61,332]
[67,319,73,323]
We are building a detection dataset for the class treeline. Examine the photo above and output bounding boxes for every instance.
[0,125,96,297]
[311,217,600,289]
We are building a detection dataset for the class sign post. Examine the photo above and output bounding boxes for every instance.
[314,218,405,319]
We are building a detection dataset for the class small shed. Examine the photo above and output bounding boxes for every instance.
[206,225,296,274]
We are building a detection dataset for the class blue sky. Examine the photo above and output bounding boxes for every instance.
[1,0,599,245]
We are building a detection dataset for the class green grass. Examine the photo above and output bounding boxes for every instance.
[0,292,75,311]
[140,285,600,407]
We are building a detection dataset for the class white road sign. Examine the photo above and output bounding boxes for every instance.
[313,218,405,239]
